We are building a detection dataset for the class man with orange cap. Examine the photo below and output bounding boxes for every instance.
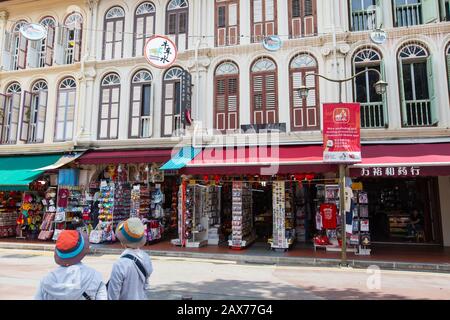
[34,230,107,300]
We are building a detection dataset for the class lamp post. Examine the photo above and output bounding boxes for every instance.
[299,69,387,266]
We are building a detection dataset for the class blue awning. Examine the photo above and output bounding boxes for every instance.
[160,146,201,170]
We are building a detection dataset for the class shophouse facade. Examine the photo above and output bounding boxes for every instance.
[0,0,450,249]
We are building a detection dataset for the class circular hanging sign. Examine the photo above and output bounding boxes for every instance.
[144,35,178,69]
[20,23,47,41]
[370,29,387,45]
[262,35,283,52]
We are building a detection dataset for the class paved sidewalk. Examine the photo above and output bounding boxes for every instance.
[0,240,449,273]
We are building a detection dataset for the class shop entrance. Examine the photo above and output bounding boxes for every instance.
[360,177,442,245]
[252,182,273,243]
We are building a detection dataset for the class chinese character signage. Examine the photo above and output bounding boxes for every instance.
[144,35,177,69]
[181,70,192,125]
[323,103,361,163]
[357,166,422,177]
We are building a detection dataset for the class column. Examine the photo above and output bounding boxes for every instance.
[86,0,99,61]
[78,71,97,141]
[0,11,8,69]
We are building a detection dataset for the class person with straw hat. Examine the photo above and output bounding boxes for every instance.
[35,230,107,300]
[108,218,153,300]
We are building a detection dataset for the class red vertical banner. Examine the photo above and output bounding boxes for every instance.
[323,103,361,163]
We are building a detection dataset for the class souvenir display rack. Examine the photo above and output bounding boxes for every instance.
[53,186,85,240]
[229,181,255,249]
[38,187,57,241]
[206,185,221,245]
[94,181,115,243]
[113,181,131,225]
[294,185,307,243]
[270,181,296,251]
[185,184,208,248]
[0,191,21,238]
[354,190,371,255]
[145,185,165,244]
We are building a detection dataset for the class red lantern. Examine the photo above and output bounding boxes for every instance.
[305,174,315,181]
[203,175,209,182]
[214,175,220,184]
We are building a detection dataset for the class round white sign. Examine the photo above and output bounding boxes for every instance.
[144,35,178,69]
[370,29,387,45]
[20,23,47,41]
[262,35,282,52]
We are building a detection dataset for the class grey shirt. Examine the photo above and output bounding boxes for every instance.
[107,249,153,300]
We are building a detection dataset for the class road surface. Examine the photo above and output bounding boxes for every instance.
[0,248,449,300]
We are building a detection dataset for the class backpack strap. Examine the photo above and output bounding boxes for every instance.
[121,254,148,279]
[82,292,92,300]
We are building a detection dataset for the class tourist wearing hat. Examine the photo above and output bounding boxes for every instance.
[35,230,107,300]
[108,218,153,300]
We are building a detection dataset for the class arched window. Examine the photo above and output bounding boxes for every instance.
[0,82,21,144]
[398,43,436,127]
[20,80,48,143]
[251,57,278,124]
[98,73,121,140]
[353,48,386,128]
[38,17,56,67]
[289,53,319,130]
[103,6,125,60]
[166,0,189,50]
[162,67,186,136]
[57,13,83,64]
[133,2,156,56]
[55,78,76,141]
[4,21,28,71]
[215,0,239,47]
[130,70,153,138]
[251,0,277,43]
[289,0,317,38]
[214,61,239,131]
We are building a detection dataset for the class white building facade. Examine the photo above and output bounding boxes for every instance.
[1,0,450,245]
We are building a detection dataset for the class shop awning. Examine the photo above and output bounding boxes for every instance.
[349,143,450,177]
[160,146,202,170]
[184,145,336,175]
[78,149,173,165]
[351,143,450,167]
[0,154,63,191]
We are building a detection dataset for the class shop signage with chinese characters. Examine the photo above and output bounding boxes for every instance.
[354,166,422,177]
[144,35,177,69]
[323,103,361,163]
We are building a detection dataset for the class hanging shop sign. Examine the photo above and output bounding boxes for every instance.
[144,35,178,69]
[323,103,361,163]
[370,29,387,45]
[20,23,48,41]
[262,35,283,52]
[349,166,429,177]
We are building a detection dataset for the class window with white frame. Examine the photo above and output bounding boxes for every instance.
[215,0,239,47]
[289,53,320,131]
[55,78,76,141]
[98,73,121,140]
[162,67,185,137]
[398,43,437,127]
[134,2,156,56]
[214,61,239,131]
[0,82,22,144]
[21,80,48,143]
[349,0,380,31]
[130,70,153,138]
[353,48,387,128]
[393,0,440,27]
[55,13,83,65]
[38,17,56,67]
[166,0,189,50]
[251,57,278,124]
[289,0,317,38]
[2,21,28,71]
[103,6,125,60]
[251,0,277,43]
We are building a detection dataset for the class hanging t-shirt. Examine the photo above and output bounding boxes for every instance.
[320,203,337,229]
[57,189,70,208]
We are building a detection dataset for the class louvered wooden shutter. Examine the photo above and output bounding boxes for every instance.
[0,94,6,141]
[36,90,47,142]
[10,93,21,143]
[45,26,55,66]
[73,26,82,62]
[18,33,27,69]
[20,91,32,141]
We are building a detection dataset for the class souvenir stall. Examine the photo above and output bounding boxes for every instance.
[229,181,256,250]
[269,181,296,251]
[0,191,22,238]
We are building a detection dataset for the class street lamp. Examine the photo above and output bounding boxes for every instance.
[300,68,388,266]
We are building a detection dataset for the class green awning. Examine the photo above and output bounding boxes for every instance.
[0,154,62,191]
[160,146,201,170]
